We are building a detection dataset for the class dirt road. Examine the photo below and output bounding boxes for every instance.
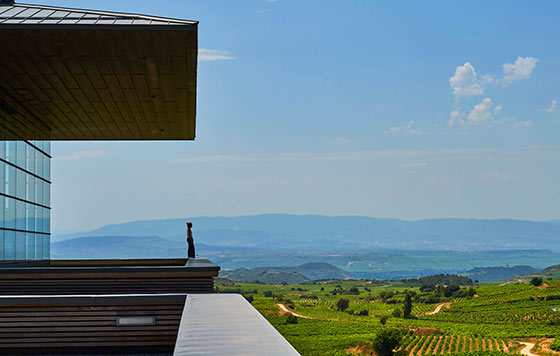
[425,303,451,315]
[520,342,538,356]
[275,303,314,319]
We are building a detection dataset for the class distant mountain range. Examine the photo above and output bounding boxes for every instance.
[54,214,560,251]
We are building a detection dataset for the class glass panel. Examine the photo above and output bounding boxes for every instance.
[0,161,5,194]
[16,141,26,169]
[0,195,4,228]
[27,203,36,232]
[36,205,43,233]
[26,233,35,260]
[45,153,50,181]
[5,141,16,165]
[34,234,41,260]
[0,141,5,160]
[27,175,36,204]
[16,169,25,200]
[43,233,50,260]
[4,197,15,229]
[4,230,15,260]
[27,144,36,176]
[44,208,50,233]
[6,165,15,197]
[15,231,25,260]
[16,200,25,230]
[44,181,50,207]
[36,151,44,178]
[36,179,43,207]
[0,229,4,260]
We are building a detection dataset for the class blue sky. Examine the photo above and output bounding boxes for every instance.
[35,0,560,233]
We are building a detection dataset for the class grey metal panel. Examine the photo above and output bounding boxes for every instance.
[0,3,197,26]
[174,294,301,356]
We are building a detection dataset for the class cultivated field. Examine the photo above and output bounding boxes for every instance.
[216,279,560,356]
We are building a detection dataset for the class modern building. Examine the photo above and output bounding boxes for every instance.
[0,1,300,355]
[0,140,51,260]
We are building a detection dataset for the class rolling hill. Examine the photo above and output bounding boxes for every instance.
[463,265,539,282]
[220,262,352,283]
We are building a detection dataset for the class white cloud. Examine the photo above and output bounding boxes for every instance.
[514,120,535,128]
[502,56,538,84]
[384,121,422,136]
[384,127,401,135]
[545,99,558,113]
[467,98,497,126]
[449,109,466,127]
[449,62,484,99]
[54,149,107,161]
[404,120,422,135]
[199,49,235,61]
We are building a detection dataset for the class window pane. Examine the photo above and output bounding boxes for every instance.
[27,145,36,176]
[44,152,50,181]
[0,161,5,195]
[15,231,25,259]
[44,208,50,233]
[16,141,26,169]
[27,203,36,232]
[0,195,4,228]
[36,152,44,178]
[4,230,15,260]
[43,233,50,260]
[16,169,25,200]
[6,165,15,197]
[0,229,4,260]
[5,141,16,165]
[36,205,43,233]
[34,234,41,260]
[27,175,36,204]
[36,179,43,206]
[4,197,15,229]
[0,141,5,160]
[16,200,25,230]
[26,233,35,260]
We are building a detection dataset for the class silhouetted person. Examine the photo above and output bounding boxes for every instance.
[186,222,195,258]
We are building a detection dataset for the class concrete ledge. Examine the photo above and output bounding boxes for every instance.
[174,294,301,356]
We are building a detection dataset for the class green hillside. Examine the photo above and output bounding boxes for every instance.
[513,264,560,281]
[220,269,308,284]
[218,278,560,356]
[220,263,351,283]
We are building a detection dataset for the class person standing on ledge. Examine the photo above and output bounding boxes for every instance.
[186,222,196,259]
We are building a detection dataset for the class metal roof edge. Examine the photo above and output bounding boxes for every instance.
[5,2,198,26]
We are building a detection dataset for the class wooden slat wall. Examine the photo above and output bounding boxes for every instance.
[0,297,184,354]
[0,278,214,295]
[0,27,197,140]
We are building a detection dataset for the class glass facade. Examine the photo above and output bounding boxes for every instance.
[0,141,51,260]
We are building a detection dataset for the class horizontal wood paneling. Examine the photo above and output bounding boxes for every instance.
[0,296,184,354]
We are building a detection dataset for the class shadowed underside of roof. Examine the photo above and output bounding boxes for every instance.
[0,2,198,140]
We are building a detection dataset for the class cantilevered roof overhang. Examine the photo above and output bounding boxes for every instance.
[0,1,198,140]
